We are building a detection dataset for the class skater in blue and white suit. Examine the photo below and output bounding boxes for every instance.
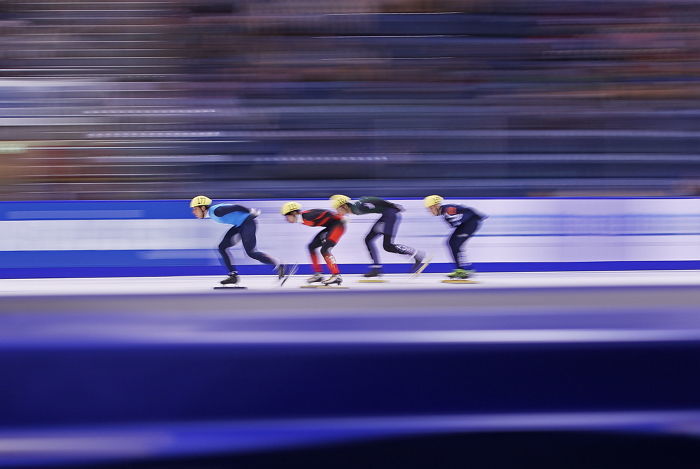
[190,195,284,286]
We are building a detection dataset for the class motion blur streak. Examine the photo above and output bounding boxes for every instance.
[1,0,699,199]
[3,411,700,466]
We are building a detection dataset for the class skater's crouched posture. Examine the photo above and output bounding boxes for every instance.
[191,195,286,286]
[423,195,486,279]
[281,202,345,286]
[330,195,425,278]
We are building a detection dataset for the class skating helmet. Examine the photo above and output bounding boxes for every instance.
[423,195,444,208]
[281,201,302,215]
[190,195,212,208]
[330,194,351,209]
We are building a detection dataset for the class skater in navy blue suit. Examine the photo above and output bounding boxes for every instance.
[423,195,485,279]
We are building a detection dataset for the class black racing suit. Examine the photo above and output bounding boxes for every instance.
[349,196,416,267]
[439,204,485,270]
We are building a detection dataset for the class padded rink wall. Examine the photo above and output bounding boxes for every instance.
[0,198,698,278]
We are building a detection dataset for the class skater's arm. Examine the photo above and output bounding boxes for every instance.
[442,205,486,227]
[349,202,367,215]
[213,204,250,217]
[353,197,399,214]
[442,205,465,226]
[302,209,337,226]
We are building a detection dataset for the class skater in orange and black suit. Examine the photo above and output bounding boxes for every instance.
[281,202,345,286]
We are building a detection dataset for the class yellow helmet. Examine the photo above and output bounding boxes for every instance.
[281,201,302,215]
[330,194,351,209]
[423,195,444,208]
[190,195,212,208]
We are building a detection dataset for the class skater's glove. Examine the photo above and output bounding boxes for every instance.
[249,208,261,218]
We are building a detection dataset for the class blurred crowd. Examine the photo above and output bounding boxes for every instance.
[1,0,699,199]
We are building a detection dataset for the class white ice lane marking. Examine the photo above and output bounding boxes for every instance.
[2,410,700,452]
[19,328,700,347]
[144,329,700,344]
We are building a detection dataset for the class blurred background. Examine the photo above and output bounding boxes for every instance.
[2,0,700,200]
[2,3,700,468]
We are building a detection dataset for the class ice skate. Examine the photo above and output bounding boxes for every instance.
[214,272,247,289]
[322,274,343,286]
[363,266,383,278]
[307,272,325,284]
[410,252,431,278]
[276,264,287,281]
[220,272,239,285]
[447,268,473,279]
[442,269,477,284]
[358,265,388,283]
[277,263,298,286]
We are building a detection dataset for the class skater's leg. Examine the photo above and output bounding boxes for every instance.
[381,210,416,257]
[321,245,339,275]
[320,223,345,275]
[307,229,326,273]
[239,218,278,266]
[364,223,383,265]
[447,230,466,270]
[217,226,240,272]
[448,219,479,270]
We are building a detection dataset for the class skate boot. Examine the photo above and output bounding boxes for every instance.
[363,266,383,278]
[277,263,298,286]
[322,274,343,286]
[220,271,239,285]
[307,272,325,284]
[276,263,287,280]
[410,250,426,273]
[447,268,473,279]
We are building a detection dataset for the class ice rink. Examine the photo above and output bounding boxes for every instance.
[1,270,699,346]
[1,270,700,468]
[1,270,699,297]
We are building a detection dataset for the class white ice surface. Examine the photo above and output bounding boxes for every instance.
[0,270,698,296]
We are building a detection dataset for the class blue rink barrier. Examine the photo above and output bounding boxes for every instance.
[1,198,698,278]
[1,258,700,279]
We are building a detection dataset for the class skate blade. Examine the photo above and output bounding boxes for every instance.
[280,264,299,286]
[214,286,248,290]
[441,279,478,284]
[358,279,388,283]
[300,285,348,289]
[410,256,432,278]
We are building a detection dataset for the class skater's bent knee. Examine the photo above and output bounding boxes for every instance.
[382,241,397,252]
